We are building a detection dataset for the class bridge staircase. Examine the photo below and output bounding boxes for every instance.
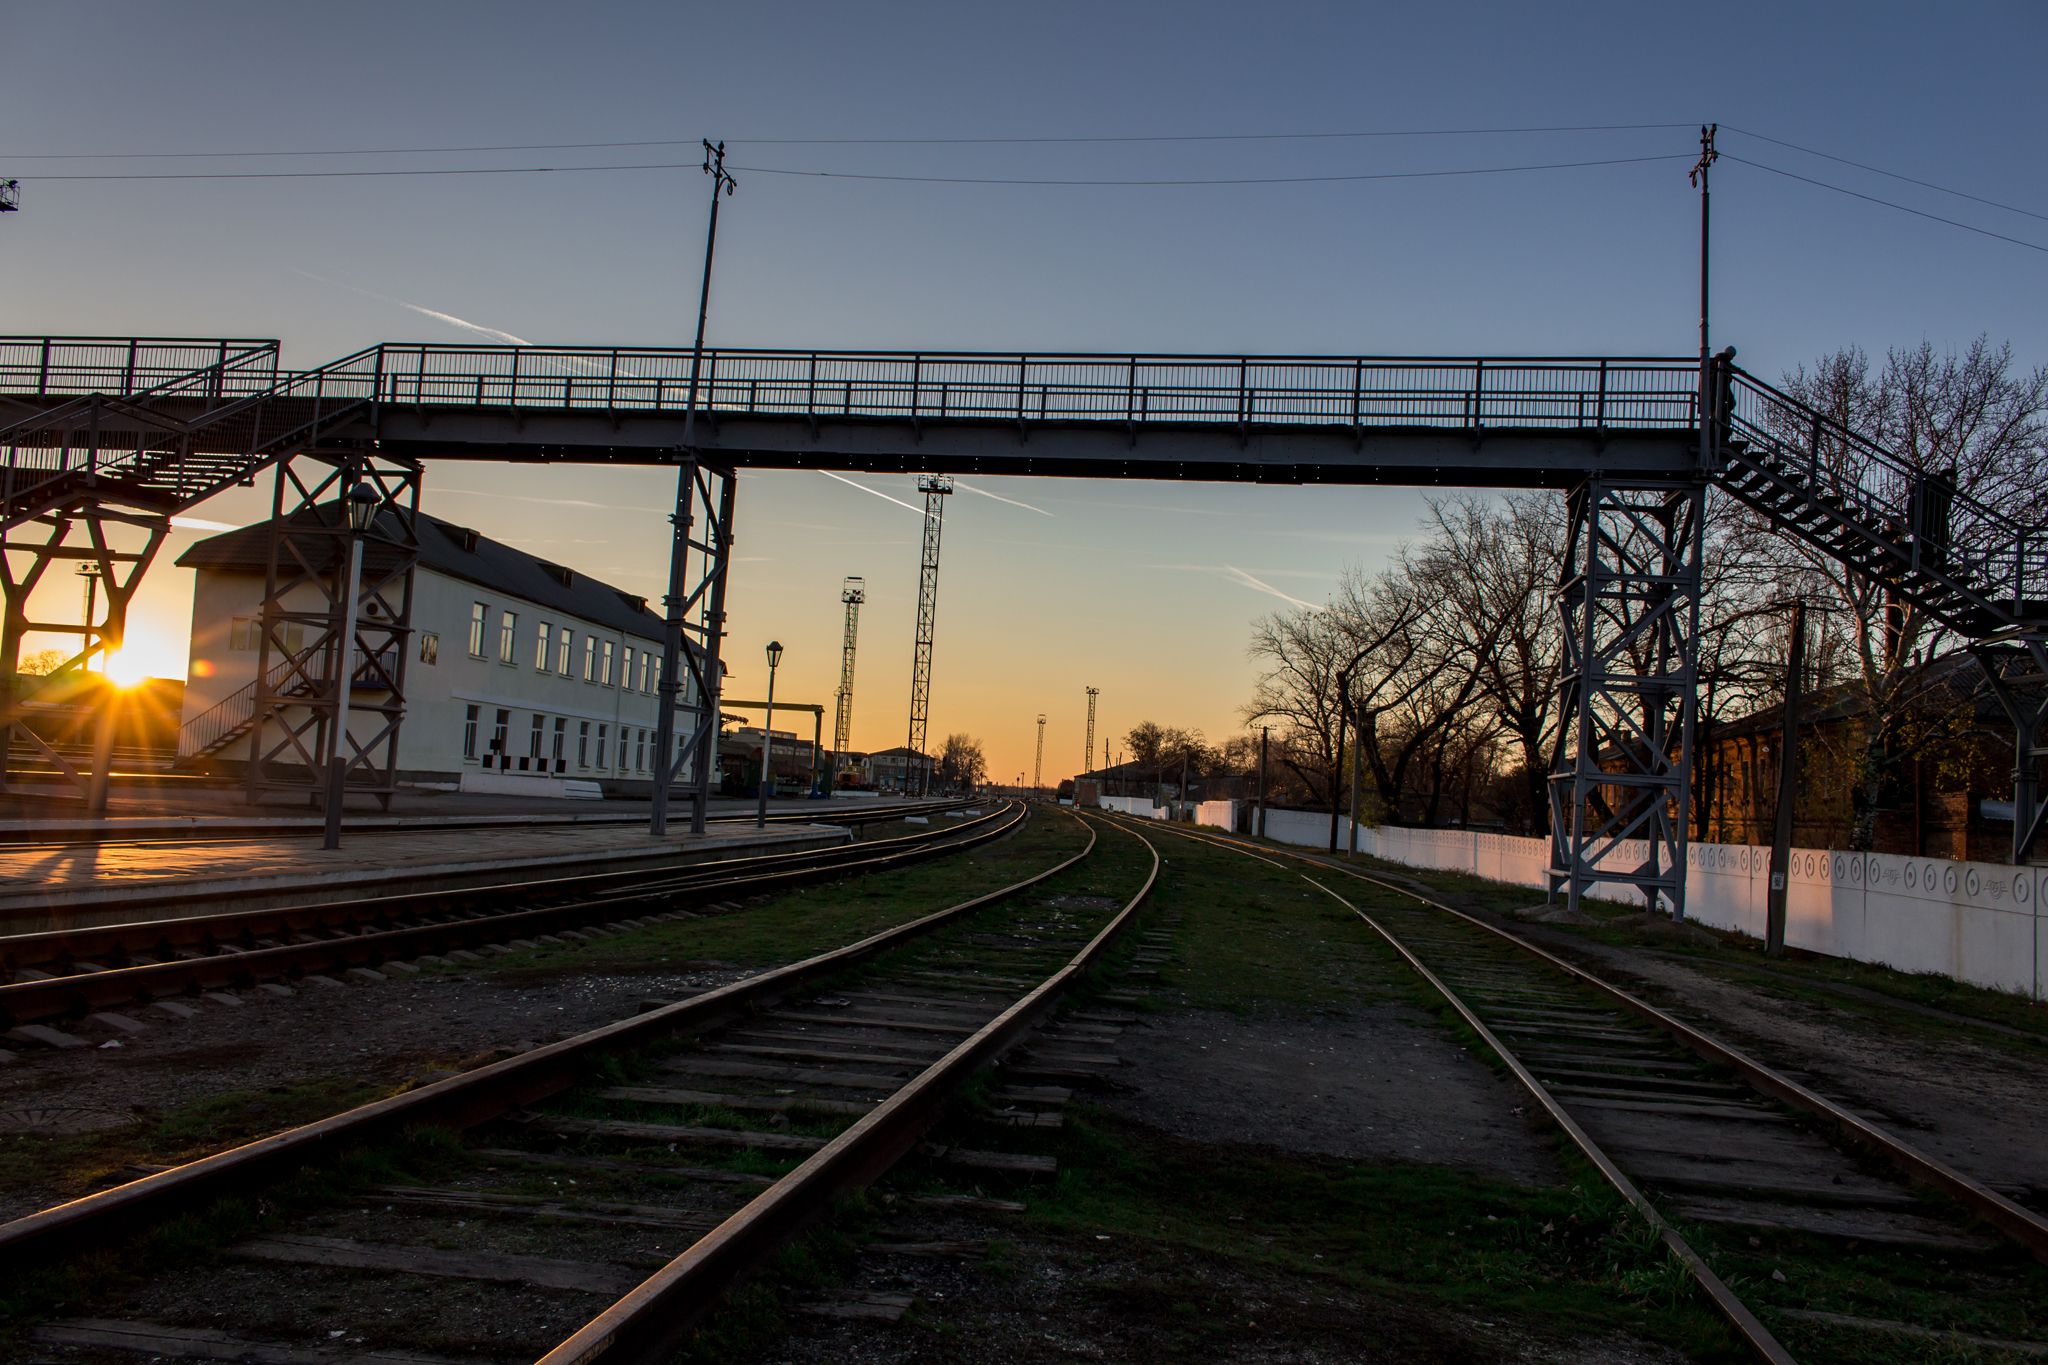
[1706,360,2046,864]
[0,341,385,532]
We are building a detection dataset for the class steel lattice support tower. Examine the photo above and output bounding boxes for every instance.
[1547,477,1705,918]
[832,576,865,758]
[1973,634,2048,863]
[1034,713,1046,792]
[905,475,952,793]
[1083,686,1099,780]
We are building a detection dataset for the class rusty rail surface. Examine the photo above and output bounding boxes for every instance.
[0,802,998,1027]
[539,811,1158,1363]
[0,800,1080,1266]
[1118,817,2048,1363]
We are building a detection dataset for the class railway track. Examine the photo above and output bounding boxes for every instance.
[1,808,1159,1364]
[0,798,961,852]
[1130,817,2048,1364]
[0,802,1002,1033]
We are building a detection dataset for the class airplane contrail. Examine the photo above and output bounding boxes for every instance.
[953,478,1053,517]
[1222,564,1324,610]
[290,268,533,345]
[817,470,927,515]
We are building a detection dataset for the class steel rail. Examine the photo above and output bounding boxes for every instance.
[0,799,1083,1266]
[1116,820,1790,1360]
[1133,819,2048,1280]
[1300,874,1794,1364]
[537,810,1159,1364]
[0,804,1014,1027]
[0,800,973,976]
[0,797,967,850]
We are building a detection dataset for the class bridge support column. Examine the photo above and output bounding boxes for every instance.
[650,459,736,837]
[1973,635,2048,864]
[241,452,418,810]
[0,499,169,809]
[1547,477,1705,917]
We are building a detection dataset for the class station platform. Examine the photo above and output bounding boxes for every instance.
[0,814,852,935]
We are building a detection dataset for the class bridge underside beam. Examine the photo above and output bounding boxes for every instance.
[1548,477,1705,916]
[339,414,1703,487]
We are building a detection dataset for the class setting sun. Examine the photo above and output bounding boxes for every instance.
[102,648,154,689]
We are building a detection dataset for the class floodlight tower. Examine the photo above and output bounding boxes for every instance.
[831,576,865,762]
[904,475,953,794]
[1034,713,1047,793]
[1083,686,1099,779]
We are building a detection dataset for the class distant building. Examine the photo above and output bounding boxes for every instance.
[718,726,822,795]
[175,511,713,794]
[863,746,932,794]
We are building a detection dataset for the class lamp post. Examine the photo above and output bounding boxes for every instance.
[755,639,782,828]
[77,564,101,671]
[323,480,380,851]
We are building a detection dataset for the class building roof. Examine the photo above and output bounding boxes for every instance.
[1709,652,1996,741]
[866,746,931,761]
[179,508,677,643]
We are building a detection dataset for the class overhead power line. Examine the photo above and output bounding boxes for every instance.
[1721,155,2048,256]
[2,122,1693,161]
[14,153,1692,186]
[1722,124,2047,225]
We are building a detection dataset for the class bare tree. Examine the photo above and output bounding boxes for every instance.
[934,733,987,792]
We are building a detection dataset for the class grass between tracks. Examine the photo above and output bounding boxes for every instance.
[0,811,1082,1243]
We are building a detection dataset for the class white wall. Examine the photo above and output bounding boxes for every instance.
[183,566,702,784]
[1229,807,2046,1001]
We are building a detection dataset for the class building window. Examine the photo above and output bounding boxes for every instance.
[419,632,440,665]
[462,704,479,760]
[469,603,488,658]
[600,640,615,687]
[552,716,566,769]
[638,650,651,692]
[620,647,634,690]
[635,728,647,772]
[595,724,608,769]
[621,729,632,772]
[529,713,545,761]
[231,618,305,653]
[498,610,517,664]
[557,629,573,675]
[577,720,590,768]
[583,637,596,682]
[491,708,510,764]
[651,655,663,697]
[535,622,551,671]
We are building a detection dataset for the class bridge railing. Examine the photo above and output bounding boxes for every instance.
[343,346,1702,432]
[1725,367,2048,618]
[0,337,280,399]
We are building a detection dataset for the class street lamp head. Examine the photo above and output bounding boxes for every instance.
[342,481,380,534]
[765,640,783,669]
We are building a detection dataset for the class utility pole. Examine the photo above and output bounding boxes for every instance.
[1034,713,1046,795]
[1257,726,1269,838]
[652,139,736,837]
[904,474,952,794]
[77,565,101,671]
[832,575,864,771]
[1766,600,1806,957]
[1690,123,1718,469]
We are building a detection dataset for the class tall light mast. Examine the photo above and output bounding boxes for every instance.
[831,576,864,763]
[1083,686,1099,780]
[905,475,952,793]
[1034,713,1047,793]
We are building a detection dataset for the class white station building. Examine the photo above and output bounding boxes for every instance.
[175,512,712,795]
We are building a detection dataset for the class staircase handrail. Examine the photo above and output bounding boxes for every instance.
[1723,365,2046,618]
[0,337,280,400]
[177,652,312,759]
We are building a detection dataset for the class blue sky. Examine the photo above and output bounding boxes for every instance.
[4,0,2042,780]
